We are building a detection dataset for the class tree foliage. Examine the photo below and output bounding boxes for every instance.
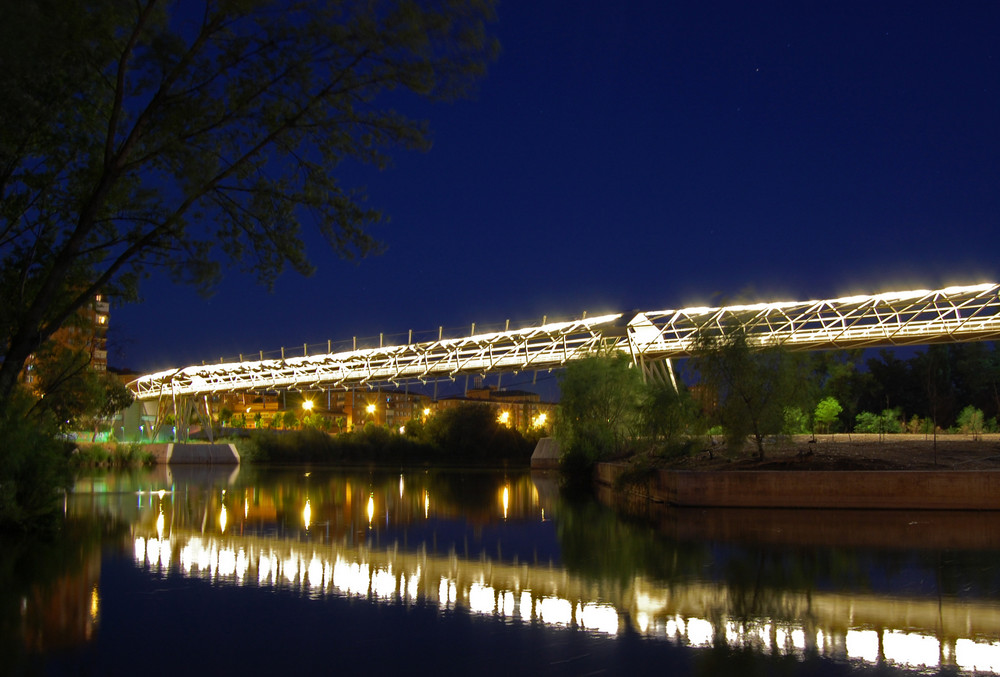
[423,403,530,460]
[956,405,985,439]
[853,409,903,434]
[813,396,843,434]
[0,392,72,530]
[556,353,645,470]
[0,0,498,406]
[556,353,701,474]
[693,326,796,459]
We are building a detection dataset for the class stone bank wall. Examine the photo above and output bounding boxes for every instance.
[596,463,1000,510]
[144,443,240,465]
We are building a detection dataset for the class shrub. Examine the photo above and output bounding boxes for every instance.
[0,395,73,531]
[244,404,530,466]
[813,397,843,433]
[854,409,903,434]
[956,406,985,439]
[782,407,809,435]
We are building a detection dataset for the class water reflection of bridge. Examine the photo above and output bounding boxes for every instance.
[71,466,1000,674]
[132,518,1000,674]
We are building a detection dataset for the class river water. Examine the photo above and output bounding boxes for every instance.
[4,464,1000,676]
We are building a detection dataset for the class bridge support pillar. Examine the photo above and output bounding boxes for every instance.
[639,357,678,391]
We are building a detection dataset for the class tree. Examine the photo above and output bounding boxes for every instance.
[956,405,985,440]
[812,349,866,429]
[639,378,700,450]
[693,326,795,460]
[85,372,135,440]
[423,403,527,460]
[813,396,843,434]
[0,0,498,408]
[556,353,645,469]
[23,343,102,428]
[853,409,903,435]
[782,407,809,435]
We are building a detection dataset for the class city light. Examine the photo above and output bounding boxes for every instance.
[498,411,510,425]
[90,585,99,621]
[302,400,314,412]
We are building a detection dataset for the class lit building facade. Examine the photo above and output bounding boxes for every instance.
[437,386,555,432]
[23,293,109,387]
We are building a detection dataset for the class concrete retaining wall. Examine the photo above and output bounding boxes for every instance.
[596,463,1000,510]
[144,443,240,465]
[530,437,561,469]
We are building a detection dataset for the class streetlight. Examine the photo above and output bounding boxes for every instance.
[302,400,314,412]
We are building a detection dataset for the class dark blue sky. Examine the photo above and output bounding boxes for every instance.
[114,1,1000,377]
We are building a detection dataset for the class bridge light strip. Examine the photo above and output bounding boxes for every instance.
[132,531,1000,671]
[129,283,1000,399]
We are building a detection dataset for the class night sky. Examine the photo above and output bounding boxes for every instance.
[113,2,1000,385]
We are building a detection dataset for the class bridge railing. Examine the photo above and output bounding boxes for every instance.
[195,313,597,366]
[129,283,1000,400]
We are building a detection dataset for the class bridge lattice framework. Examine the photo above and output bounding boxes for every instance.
[128,283,1000,437]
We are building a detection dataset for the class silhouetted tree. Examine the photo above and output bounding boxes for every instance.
[0,0,498,409]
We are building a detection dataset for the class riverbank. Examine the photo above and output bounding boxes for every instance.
[659,433,1000,470]
[598,434,1000,509]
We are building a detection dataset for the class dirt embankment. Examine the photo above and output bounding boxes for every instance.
[664,433,1000,471]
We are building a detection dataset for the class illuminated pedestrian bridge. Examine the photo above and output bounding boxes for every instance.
[130,282,1000,400]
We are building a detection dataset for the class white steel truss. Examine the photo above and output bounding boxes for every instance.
[129,282,1000,400]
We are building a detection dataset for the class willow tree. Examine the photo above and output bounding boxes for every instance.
[0,0,498,408]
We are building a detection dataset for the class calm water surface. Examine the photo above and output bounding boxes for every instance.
[5,464,1000,676]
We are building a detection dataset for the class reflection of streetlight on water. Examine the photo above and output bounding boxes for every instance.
[367,494,375,527]
[219,489,228,533]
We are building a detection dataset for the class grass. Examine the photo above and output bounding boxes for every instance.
[70,442,155,468]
